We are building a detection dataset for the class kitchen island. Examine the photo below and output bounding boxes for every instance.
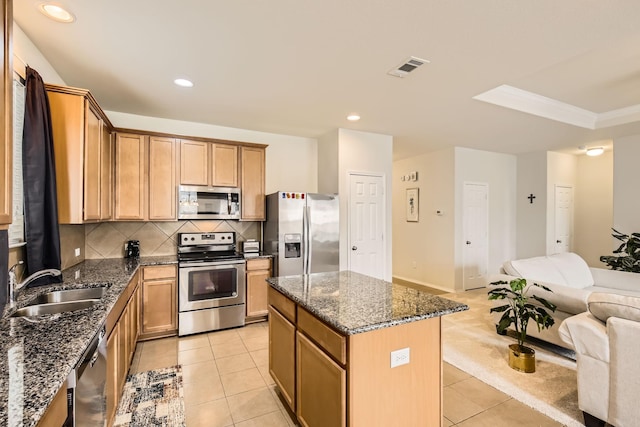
[267,270,468,427]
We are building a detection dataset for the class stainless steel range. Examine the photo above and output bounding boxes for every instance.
[178,231,246,336]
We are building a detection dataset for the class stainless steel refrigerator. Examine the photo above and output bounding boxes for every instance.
[264,192,339,276]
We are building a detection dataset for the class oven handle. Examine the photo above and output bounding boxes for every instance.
[179,259,246,268]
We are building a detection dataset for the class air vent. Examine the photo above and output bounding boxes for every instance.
[388,56,430,78]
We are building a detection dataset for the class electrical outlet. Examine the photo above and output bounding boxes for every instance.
[74,248,81,257]
[412,260,417,269]
[75,270,80,279]
[390,347,410,368]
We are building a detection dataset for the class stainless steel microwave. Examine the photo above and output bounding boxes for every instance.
[178,185,241,220]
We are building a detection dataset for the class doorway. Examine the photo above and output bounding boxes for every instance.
[348,173,385,280]
[554,185,573,254]
[463,182,488,290]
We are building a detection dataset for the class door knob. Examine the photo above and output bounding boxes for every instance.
[352,246,357,251]
[556,240,562,244]
[466,241,471,245]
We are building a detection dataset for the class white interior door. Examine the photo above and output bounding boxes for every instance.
[349,174,384,279]
[463,182,488,290]
[554,185,573,254]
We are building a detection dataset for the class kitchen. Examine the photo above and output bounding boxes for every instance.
[0,3,464,427]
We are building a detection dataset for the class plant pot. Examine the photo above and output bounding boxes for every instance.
[508,344,535,373]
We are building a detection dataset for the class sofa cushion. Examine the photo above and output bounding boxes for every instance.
[548,252,594,289]
[588,292,640,323]
[503,256,567,286]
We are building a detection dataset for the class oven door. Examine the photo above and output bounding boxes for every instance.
[179,261,246,312]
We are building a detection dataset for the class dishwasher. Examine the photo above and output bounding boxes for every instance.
[64,322,107,426]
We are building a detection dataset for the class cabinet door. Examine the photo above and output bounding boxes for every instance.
[247,269,269,317]
[100,123,113,220]
[83,103,101,221]
[114,133,147,220]
[0,0,10,226]
[149,136,177,220]
[180,139,209,185]
[106,326,118,426]
[240,146,265,220]
[142,279,177,335]
[269,306,296,411]
[212,144,238,187]
[296,331,346,427]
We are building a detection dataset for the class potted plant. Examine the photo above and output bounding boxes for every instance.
[600,228,640,272]
[488,278,557,373]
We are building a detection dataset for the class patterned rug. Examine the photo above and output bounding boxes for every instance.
[114,365,186,427]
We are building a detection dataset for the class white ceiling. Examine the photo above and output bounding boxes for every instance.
[13,0,640,160]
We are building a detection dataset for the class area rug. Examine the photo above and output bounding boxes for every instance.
[441,289,584,427]
[113,365,186,427]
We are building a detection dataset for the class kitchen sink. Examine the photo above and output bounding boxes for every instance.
[30,287,106,305]
[10,300,99,318]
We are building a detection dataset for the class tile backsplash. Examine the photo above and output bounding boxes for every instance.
[85,220,261,259]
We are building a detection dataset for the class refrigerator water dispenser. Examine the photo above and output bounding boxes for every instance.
[284,234,301,258]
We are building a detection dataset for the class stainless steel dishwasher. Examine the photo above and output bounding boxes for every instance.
[64,322,107,426]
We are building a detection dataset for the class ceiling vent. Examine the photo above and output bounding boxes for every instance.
[388,56,430,78]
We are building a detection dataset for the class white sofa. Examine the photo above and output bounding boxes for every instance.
[490,252,640,349]
[559,293,640,427]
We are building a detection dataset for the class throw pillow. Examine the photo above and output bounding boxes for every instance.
[587,292,640,323]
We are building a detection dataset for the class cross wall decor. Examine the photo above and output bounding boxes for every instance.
[528,194,536,204]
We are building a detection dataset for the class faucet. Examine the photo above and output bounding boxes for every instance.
[8,261,62,308]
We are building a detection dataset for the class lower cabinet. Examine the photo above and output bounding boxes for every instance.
[139,265,177,340]
[268,306,296,411]
[36,384,68,427]
[106,270,141,426]
[246,258,271,318]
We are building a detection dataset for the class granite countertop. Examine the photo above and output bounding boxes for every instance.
[0,255,176,427]
[267,271,468,335]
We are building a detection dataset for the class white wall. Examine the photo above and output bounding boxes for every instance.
[613,134,640,234]
[454,147,517,289]
[546,152,577,254]
[516,152,548,258]
[14,23,65,84]
[574,151,613,266]
[393,148,455,290]
[317,129,339,194]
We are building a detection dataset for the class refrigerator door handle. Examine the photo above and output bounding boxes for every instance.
[306,205,312,274]
[303,205,309,274]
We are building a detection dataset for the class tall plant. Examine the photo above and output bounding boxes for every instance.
[600,228,640,273]
[488,278,556,348]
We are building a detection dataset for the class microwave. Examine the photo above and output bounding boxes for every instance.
[178,185,241,220]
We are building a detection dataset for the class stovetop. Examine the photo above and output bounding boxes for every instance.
[177,231,244,264]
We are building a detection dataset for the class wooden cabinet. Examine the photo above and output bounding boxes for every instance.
[114,133,147,220]
[297,331,346,427]
[148,136,177,220]
[140,265,177,339]
[268,287,442,427]
[179,139,238,187]
[269,306,296,411]
[46,84,114,223]
[0,0,11,227]
[106,270,140,426]
[240,146,266,220]
[246,258,271,318]
[36,383,67,427]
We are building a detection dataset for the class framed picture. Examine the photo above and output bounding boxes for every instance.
[406,188,419,222]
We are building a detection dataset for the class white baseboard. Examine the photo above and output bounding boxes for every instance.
[392,275,454,293]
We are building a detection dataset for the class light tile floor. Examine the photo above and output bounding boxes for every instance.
[130,321,564,426]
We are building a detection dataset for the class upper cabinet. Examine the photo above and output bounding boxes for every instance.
[46,84,114,224]
[240,146,266,220]
[179,140,238,187]
[0,0,11,227]
[148,136,177,220]
[114,133,147,221]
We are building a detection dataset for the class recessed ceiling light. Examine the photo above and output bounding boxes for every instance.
[586,147,604,157]
[347,114,360,121]
[38,3,75,23]
[174,78,194,88]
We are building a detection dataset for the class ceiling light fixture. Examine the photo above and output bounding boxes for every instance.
[347,114,360,121]
[174,78,194,88]
[586,147,604,157]
[38,3,75,23]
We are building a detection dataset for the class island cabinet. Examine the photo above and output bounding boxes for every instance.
[268,285,444,427]
[179,139,238,187]
[139,265,178,340]
[240,146,266,220]
[106,269,141,427]
[246,257,271,319]
[46,84,114,223]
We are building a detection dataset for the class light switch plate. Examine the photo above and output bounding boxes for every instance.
[390,347,410,368]
[74,248,80,257]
